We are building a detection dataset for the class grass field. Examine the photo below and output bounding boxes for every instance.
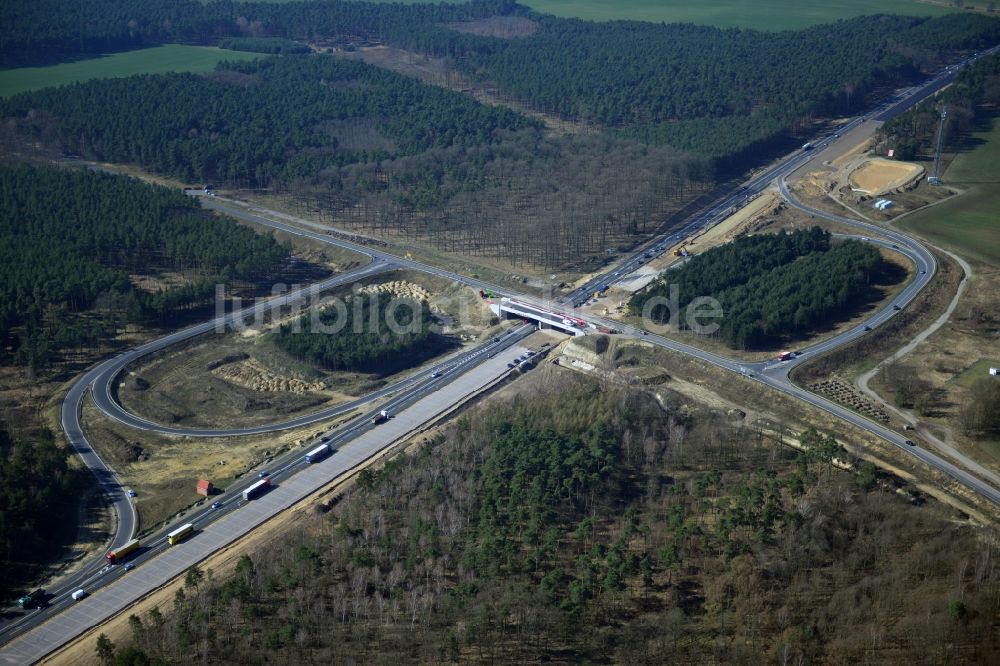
[0,45,261,98]
[337,0,954,30]
[519,0,952,29]
[900,114,1000,267]
[952,358,1000,388]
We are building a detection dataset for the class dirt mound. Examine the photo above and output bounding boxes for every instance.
[213,358,327,393]
[359,280,430,302]
[849,159,924,196]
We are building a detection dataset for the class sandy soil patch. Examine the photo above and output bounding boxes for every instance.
[830,137,873,170]
[849,158,924,195]
[585,191,782,305]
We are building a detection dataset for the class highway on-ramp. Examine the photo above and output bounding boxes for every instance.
[0,328,537,664]
[3,46,999,663]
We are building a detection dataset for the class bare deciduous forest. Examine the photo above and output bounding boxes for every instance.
[297,133,711,269]
[105,376,1000,664]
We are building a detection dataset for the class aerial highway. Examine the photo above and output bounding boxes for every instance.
[574,44,999,304]
[3,47,999,662]
[0,327,537,663]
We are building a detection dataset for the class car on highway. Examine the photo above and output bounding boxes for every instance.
[430,370,441,379]
[863,325,872,331]
[127,489,136,498]
[211,501,224,510]
[525,351,535,357]
[123,563,135,572]
[905,440,916,447]
[507,363,515,368]
[258,470,270,479]
[892,305,902,311]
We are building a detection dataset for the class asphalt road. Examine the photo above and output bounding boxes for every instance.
[4,46,999,661]
[0,329,536,664]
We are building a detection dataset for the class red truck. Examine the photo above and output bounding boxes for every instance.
[777,351,794,361]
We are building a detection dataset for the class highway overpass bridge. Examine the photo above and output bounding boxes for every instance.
[490,297,597,337]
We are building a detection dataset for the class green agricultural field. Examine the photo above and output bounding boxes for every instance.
[349,0,954,30]
[0,45,261,98]
[952,358,1000,388]
[520,0,953,29]
[901,114,1000,267]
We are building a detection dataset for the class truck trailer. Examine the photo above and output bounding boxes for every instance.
[304,443,331,464]
[106,538,140,564]
[167,523,194,546]
[243,477,271,501]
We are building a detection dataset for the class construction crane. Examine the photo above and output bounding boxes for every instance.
[928,105,948,185]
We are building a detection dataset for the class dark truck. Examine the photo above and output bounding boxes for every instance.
[18,589,47,610]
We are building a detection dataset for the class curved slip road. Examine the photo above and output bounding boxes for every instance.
[0,325,536,663]
[4,45,1000,661]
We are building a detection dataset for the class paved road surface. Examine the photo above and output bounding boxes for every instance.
[0,331,536,663]
[3,45,998,661]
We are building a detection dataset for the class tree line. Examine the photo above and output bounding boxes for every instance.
[0,165,290,368]
[420,12,1000,167]
[3,55,711,269]
[0,424,80,601]
[876,51,1000,160]
[94,376,1000,663]
[218,37,311,55]
[274,292,455,376]
[631,228,883,348]
[713,240,882,348]
[1,56,536,187]
[4,1,997,170]
[0,0,521,67]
